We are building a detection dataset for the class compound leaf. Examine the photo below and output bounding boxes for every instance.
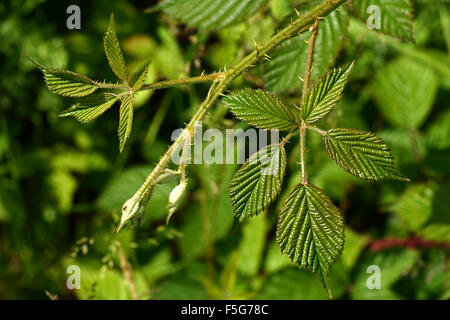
[324,128,409,181]
[128,60,152,92]
[59,93,118,123]
[27,55,97,97]
[118,94,134,152]
[104,13,127,81]
[224,89,297,131]
[351,0,415,42]
[301,62,354,123]
[265,8,348,93]
[229,145,286,222]
[277,183,344,296]
[149,0,268,30]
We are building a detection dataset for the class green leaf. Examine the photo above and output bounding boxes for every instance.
[419,224,450,243]
[104,13,127,80]
[118,94,133,152]
[301,62,354,123]
[223,89,297,131]
[276,183,344,296]
[26,55,97,97]
[351,0,415,42]
[426,109,450,150]
[265,9,348,93]
[128,60,151,91]
[59,93,118,123]
[389,183,436,231]
[372,57,438,129]
[237,211,268,276]
[351,249,419,300]
[149,0,268,30]
[324,128,409,181]
[229,144,286,222]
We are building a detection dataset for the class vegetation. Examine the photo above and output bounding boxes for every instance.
[0,0,449,300]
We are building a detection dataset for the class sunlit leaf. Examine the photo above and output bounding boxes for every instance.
[224,89,297,131]
[229,144,286,222]
[301,62,353,123]
[128,60,152,91]
[118,94,134,152]
[324,128,409,181]
[104,13,127,80]
[27,55,97,97]
[59,93,118,123]
[277,183,344,296]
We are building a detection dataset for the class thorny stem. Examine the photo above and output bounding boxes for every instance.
[299,18,320,185]
[280,130,298,147]
[141,73,225,91]
[128,0,348,210]
[95,73,224,91]
[300,122,307,185]
[302,19,320,96]
[305,124,327,136]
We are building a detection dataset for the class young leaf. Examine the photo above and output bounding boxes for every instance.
[301,63,354,123]
[104,13,127,81]
[118,94,134,152]
[223,89,297,131]
[26,55,97,97]
[128,60,151,91]
[277,183,344,296]
[323,128,409,181]
[372,57,438,130]
[148,0,268,30]
[229,144,286,222]
[265,9,348,93]
[351,0,415,42]
[59,93,118,123]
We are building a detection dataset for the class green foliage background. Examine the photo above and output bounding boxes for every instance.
[0,0,449,299]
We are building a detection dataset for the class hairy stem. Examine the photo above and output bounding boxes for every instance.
[96,73,224,91]
[299,18,320,185]
[128,0,348,209]
[280,130,298,147]
[140,73,225,91]
[300,121,307,185]
[305,124,327,136]
[302,19,320,96]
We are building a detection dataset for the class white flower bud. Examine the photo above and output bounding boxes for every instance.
[169,181,186,206]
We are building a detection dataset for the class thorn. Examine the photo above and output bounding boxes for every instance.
[298,76,304,82]
[304,40,309,44]
[294,8,301,17]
